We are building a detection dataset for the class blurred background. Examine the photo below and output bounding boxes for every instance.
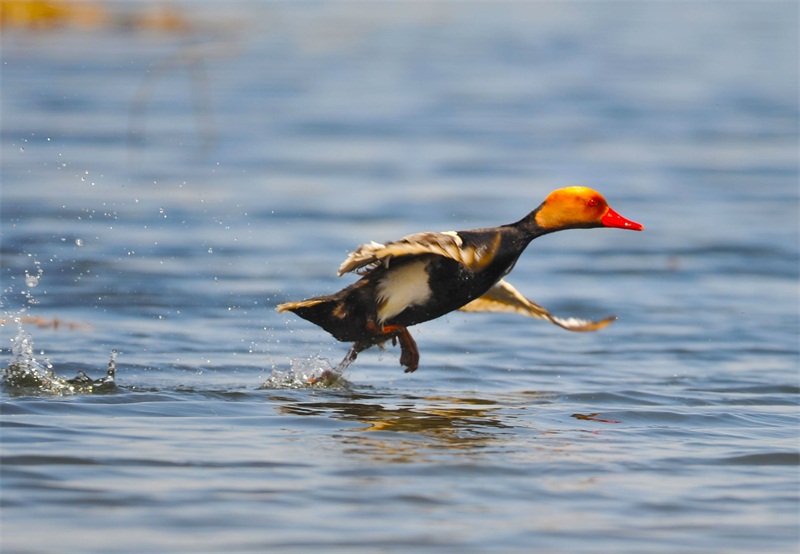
[1,2,798,553]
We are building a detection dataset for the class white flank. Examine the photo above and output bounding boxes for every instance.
[375,259,431,323]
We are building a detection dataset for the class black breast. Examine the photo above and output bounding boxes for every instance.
[389,251,517,328]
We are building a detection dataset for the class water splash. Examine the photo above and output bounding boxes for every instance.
[2,265,116,395]
[24,270,41,288]
[3,316,117,396]
[21,259,44,301]
[64,350,118,393]
[259,355,349,390]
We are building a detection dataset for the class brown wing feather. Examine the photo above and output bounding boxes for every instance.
[338,231,491,276]
[459,279,616,332]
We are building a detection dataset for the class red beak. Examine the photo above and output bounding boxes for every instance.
[601,207,644,231]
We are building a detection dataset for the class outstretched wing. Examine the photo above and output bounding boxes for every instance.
[338,231,499,276]
[459,279,616,332]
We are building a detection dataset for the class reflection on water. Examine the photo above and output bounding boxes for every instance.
[279,392,507,431]
[281,393,508,461]
[268,389,570,463]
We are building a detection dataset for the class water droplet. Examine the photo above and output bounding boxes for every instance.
[25,272,39,288]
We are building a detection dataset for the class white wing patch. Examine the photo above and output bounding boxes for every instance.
[338,231,498,276]
[459,279,616,332]
[375,259,431,323]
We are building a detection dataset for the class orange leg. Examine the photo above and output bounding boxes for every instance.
[365,321,420,373]
[395,328,419,373]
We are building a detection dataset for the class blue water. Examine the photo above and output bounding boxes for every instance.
[1,3,798,553]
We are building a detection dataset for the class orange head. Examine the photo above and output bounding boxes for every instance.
[534,186,644,232]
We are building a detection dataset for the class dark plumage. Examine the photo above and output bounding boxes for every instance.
[277,187,643,374]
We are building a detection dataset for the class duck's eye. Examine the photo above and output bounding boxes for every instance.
[587,198,598,208]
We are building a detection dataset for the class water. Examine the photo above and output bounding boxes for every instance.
[1,3,798,553]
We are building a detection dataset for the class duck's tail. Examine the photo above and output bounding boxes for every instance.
[276,298,326,314]
[277,293,362,343]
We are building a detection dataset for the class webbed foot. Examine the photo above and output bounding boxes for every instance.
[365,322,420,373]
[386,325,419,373]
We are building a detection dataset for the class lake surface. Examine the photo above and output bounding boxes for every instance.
[1,3,798,553]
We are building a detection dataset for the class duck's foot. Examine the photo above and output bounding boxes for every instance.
[364,321,420,373]
[385,325,419,373]
[396,328,419,373]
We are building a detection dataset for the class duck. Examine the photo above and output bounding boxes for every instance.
[277,186,643,374]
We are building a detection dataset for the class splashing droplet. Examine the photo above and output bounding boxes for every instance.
[259,355,348,389]
[24,272,39,288]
